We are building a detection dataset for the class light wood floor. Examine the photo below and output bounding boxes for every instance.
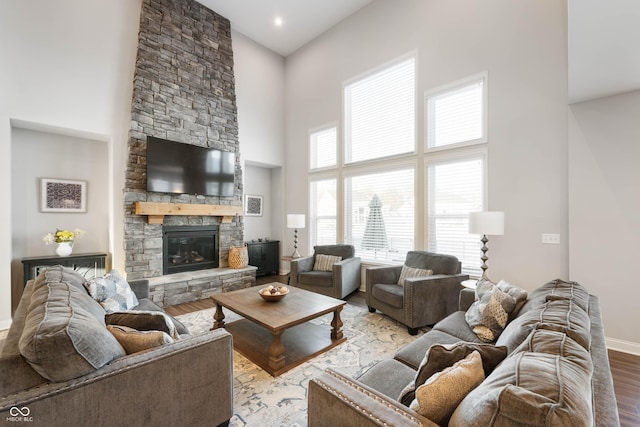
[165,275,640,427]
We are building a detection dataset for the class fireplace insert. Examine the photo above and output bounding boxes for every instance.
[162,225,219,275]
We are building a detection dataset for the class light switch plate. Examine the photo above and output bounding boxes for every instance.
[542,233,560,244]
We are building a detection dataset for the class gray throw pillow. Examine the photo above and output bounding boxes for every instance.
[84,269,139,313]
[105,310,179,340]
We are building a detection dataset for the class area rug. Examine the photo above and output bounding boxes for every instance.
[176,290,430,427]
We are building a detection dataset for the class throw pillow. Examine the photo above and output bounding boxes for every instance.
[84,269,139,313]
[465,280,517,342]
[397,265,433,285]
[107,325,174,354]
[398,342,508,407]
[409,350,485,425]
[313,254,342,272]
[105,310,179,340]
[496,279,528,319]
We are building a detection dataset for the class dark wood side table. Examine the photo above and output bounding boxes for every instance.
[21,252,108,287]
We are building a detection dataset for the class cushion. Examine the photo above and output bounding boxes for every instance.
[133,298,190,335]
[465,280,517,342]
[409,350,485,425]
[32,265,88,292]
[496,299,591,352]
[397,265,433,285]
[19,281,126,382]
[371,283,404,308]
[105,310,179,340]
[107,325,174,354]
[496,280,528,319]
[398,342,508,406]
[84,269,139,313]
[313,254,342,272]
[449,351,594,426]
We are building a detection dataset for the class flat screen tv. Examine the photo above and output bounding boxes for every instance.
[146,136,235,197]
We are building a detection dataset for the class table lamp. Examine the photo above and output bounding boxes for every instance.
[469,211,504,280]
[287,214,305,258]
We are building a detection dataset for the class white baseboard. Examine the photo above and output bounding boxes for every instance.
[606,337,640,355]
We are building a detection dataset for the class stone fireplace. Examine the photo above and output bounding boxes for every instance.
[123,0,248,289]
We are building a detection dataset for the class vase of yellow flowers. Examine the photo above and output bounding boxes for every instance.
[43,229,85,257]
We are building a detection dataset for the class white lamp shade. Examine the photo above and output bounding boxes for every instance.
[469,211,504,235]
[287,214,306,229]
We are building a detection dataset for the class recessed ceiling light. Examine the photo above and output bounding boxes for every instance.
[274,16,284,27]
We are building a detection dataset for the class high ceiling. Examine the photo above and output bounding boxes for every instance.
[198,0,640,104]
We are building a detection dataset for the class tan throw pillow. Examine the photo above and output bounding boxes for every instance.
[409,350,485,425]
[465,280,517,342]
[313,254,342,272]
[107,325,174,354]
[397,265,433,285]
[398,342,508,407]
[496,279,528,319]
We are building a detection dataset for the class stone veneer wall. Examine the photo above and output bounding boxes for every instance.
[124,0,243,280]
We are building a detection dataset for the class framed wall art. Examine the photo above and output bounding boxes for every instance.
[40,178,87,213]
[244,194,263,216]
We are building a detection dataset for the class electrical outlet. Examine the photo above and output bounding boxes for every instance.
[542,233,560,244]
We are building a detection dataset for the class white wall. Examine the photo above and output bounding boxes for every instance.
[284,0,569,287]
[243,165,274,241]
[0,0,141,329]
[10,129,110,310]
[569,89,640,353]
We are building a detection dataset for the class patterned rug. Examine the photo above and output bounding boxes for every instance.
[176,291,429,427]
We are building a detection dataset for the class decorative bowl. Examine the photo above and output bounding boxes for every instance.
[259,285,289,302]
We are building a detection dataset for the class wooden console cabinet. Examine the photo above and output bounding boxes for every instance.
[21,252,108,287]
[246,241,279,276]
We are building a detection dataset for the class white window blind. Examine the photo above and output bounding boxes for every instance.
[310,127,337,170]
[345,168,414,263]
[310,179,337,246]
[345,56,415,163]
[427,157,484,277]
[427,77,485,148]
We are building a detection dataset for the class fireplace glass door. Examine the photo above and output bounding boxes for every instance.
[163,225,218,274]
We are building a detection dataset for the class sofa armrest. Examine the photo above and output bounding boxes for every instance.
[0,329,233,427]
[333,257,361,297]
[308,369,436,427]
[404,273,468,326]
[290,255,315,278]
[128,278,150,300]
[365,265,402,290]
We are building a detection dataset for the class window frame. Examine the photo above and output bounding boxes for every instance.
[308,122,339,172]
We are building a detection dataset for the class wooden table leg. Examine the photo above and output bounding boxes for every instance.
[268,329,286,372]
[211,303,226,330]
[331,306,344,340]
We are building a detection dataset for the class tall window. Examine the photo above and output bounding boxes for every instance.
[344,56,415,163]
[309,179,337,245]
[345,168,414,262]
[427,155,484,277]
[425,74,487,276]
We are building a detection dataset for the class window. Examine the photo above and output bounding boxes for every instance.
[427,155,484,277]
[344,56,415,163]
[425,73,488,276]
[310,126,337,170]
[426,74,486,149]
[345,168,414,262]
[309,179,337,246]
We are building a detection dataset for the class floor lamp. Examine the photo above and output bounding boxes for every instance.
[287,214,305,258]
[469,211,505,281]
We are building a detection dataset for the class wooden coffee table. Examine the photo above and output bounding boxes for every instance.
[210,286,346,376]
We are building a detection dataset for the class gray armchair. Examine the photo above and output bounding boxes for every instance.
[290,245,361,299]
[366,251,469,335]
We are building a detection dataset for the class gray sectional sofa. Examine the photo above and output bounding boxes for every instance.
[0,266,233,427]
[308,279,620,426]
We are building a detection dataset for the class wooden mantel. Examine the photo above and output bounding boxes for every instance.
[135,202,243,224]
